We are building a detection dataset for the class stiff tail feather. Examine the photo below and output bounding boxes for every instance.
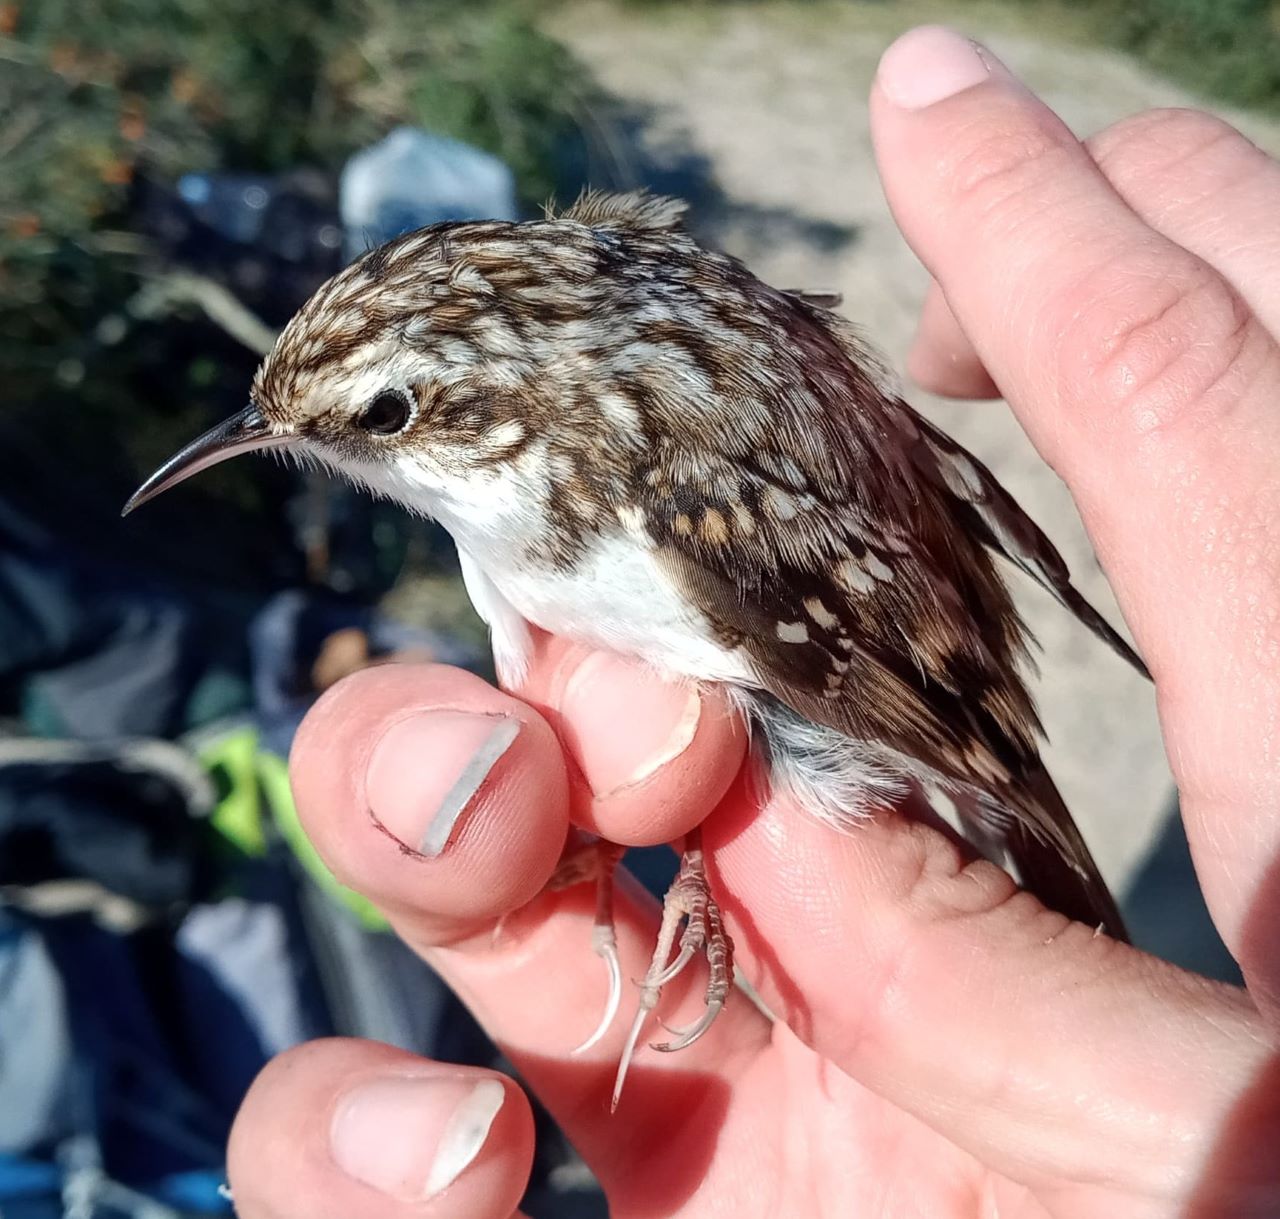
[1004,767,1129,942]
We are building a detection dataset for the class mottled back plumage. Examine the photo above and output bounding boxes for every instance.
[247,189,1144,938]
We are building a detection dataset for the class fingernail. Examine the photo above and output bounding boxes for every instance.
[331,1075,505,1200]
[878,26,1005,110]
[367,711,519,857]
[558,653,701,797]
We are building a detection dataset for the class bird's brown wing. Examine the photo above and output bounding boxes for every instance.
[903,412,1148,678]
[631,402,1129,937]
[635,435,1046,808]
[809,305,1148,680]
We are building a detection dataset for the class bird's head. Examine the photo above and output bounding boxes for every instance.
[124,225,555,519]
[123,192,780,530]
[123,200,673,518]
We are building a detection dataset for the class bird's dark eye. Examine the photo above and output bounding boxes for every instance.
[357,390,412,436]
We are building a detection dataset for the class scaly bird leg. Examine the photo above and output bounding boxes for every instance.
[549,835,627,1055]
[612,827,732,1110]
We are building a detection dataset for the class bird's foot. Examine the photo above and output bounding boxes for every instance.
[551,835,627,1056]
[612,828,732,1110]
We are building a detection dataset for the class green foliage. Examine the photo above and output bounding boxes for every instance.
[1101,0,1280,114]
[1,0,588,308]
[994,0,1280,113]
[0,0,591,318]
[4,0,584,252]
[1,0,592,337]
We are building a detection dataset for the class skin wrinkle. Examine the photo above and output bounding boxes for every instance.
[818,828,974,1064]
[947,126,1119,269]
[1091,110,1263,207]
[939,102,1073,215]
[1126,286,1255,437]
[1114,108,1240,168]
[1186,318,1274,442]
[1049,252,1228,422]
[805,784,1217,1199]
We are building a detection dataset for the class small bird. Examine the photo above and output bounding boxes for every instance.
[126,191,1147,1105]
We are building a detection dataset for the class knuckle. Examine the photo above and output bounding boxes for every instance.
[1090,107,1250,189]
[941,115,1078,229]
[848,832,1052,1043]
[900,829,1027,925]
[1051,255,1256,439]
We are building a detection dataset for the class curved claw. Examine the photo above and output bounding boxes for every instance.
[611,1004,651,1112]
[648,943,696,988]
[571,928,623,1056]
[651,998,723,1054]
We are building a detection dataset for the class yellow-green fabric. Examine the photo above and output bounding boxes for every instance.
[201,726,388,931]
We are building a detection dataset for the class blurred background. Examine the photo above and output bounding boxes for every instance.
[2,0,1277,1214]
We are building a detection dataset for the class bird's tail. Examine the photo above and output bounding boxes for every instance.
[1002,766,1129,942]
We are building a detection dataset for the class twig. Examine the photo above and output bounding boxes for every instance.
[128,271,278,355]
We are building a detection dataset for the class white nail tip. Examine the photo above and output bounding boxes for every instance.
[420,716,520,856]
[425,1078,505,1196]
[622,689,701,790]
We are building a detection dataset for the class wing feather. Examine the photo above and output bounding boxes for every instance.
[907,413,1149,678]
[638,436,1041,796]
[626,288,1132,938]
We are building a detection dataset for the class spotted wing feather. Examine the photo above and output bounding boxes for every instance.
[638,440,1044,803]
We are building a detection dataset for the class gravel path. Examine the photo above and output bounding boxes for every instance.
[548,1,1280,890]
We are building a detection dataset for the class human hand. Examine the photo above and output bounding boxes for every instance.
[226,27,1280,1219]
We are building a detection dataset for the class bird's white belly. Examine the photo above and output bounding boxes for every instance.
[371,449,753,685]
[486,533,753,685]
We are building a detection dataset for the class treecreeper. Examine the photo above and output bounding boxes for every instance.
[125,191,1148,1108]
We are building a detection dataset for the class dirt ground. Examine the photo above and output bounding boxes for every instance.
[547,1,1280,893]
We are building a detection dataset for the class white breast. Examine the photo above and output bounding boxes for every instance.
[359,447,755,689]
[486,531,754,684]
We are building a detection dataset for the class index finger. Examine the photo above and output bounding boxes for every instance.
[870,26,1280,1007]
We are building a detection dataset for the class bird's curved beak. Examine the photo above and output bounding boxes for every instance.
[122,404,294,516]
